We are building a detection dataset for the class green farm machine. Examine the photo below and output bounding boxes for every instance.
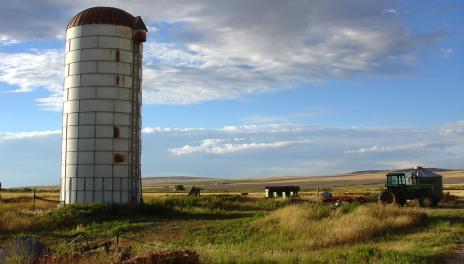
[379,167,443,207]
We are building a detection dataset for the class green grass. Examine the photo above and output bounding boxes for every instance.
[1,194,463,263]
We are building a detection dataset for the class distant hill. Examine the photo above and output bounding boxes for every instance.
[349,168,453,174]
[143,176,222,181]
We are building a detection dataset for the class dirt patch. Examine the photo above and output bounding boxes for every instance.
[125,250,199,264]
[446,243,464,264]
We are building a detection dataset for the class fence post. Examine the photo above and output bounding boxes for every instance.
[316,187,319,199]
[116,234,120,251]
[32,189,36,212]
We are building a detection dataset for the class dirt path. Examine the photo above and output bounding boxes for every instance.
[446,243,464,264]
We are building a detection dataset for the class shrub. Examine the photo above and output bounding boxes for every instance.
[175,185,186,191]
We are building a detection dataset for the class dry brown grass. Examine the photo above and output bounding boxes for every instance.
[261,203,425,248]
[0,200,55,232]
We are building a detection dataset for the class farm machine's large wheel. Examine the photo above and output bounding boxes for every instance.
[419,196,439,207]
[379,190,397,205]
[396,195,407,206]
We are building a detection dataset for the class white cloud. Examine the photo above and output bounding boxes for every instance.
[0,50,63,111]
[344,143,428,154]
[0,130,61,143]
[168,138,311,155]
[0,1,441,109]
[440,48,453,58]
[0,34,18,45]
[1,122,463,186]
[382,9,399,15]
[142,126,206,134]
[440,120,464,136]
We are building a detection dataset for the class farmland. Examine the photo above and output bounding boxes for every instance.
[1,170,464,263]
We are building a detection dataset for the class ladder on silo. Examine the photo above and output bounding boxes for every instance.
[130,42,142,204]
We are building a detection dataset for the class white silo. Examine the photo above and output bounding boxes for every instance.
[60,7,147,205]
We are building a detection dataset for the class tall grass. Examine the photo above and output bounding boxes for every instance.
[0,200,55,232]
[260,203,426,249]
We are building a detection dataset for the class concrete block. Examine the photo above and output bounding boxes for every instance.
[81,48,115,61]
[78,151,94,164]
[65,50,81,64]
[79,99,113,112]
[114,113,130,125]
[78,125,95,138]
[96,126,114,138]
[95,138,113,151]
[66,26,82,40]
[64,75,80,88]
[81,24,117,37]
[80,74,115,86]
[79,112,96,125]
[68,87,96,100]
[85,191,94,203]
[95,151,113,164]
[78,138,95,151]
[67,126,78,139]
[66,165,77,178]
[96,112,113,124]
[94,178,103,190]
[114,139,129,151]
[114,164,128,177]
[104,178,113,190]
[85,178,94,190]
[69,61,97,75]
[95,165,112,177]
[66,152,77,165]
[64,100,79,113]
[114,100,131,113]
[67,113,79,125]
[116,26,132,39]
[119,50,133,63]
[78,164,94,177]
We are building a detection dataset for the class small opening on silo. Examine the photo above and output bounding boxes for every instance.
[116,48,120,62]
[114,126,120,138]
[114,153,125,163]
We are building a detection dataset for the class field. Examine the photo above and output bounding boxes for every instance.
[1,171,464,263]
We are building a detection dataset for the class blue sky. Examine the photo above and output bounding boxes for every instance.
[0,0,463,187]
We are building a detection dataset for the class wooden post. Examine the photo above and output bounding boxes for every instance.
[116,234,120,251]
[32,189,36,212]
[316,187,319,199]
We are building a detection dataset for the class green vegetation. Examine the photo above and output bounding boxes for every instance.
[0,193,463,263]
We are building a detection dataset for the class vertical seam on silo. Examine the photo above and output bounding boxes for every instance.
[93,110,97,202]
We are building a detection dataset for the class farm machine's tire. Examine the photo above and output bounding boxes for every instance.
[419,196,439,207]
[395,193,407,206]
[379,190,397,205]
[396,197,406,206]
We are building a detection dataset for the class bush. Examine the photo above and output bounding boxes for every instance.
[175,185,185,191]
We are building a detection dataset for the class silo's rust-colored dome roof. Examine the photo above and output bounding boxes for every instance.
[67,6,147,31]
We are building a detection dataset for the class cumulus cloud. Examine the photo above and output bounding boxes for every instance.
[0,0,442,109]
[0,130,61,143]
[0,50,64,111]
[168,138,311,155]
